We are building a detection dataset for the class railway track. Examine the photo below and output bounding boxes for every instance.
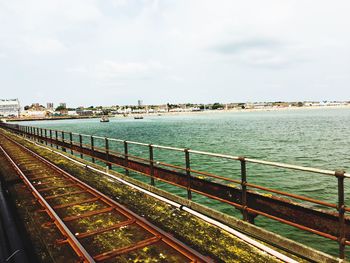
[0,132,211,263]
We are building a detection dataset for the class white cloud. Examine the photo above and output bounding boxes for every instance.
[22,37,66,55]
[110,0,128,7]
[65,66,89,74]
[1,0,350,106]
[94,60,165,79]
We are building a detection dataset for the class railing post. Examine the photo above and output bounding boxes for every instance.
[239,156,249,222]
[185,148,192,200]
[69,132,73,155]
[55,130,58,149]
[105,137,111,169]
[50,130,53,147]
[44,129,47,145]
[91,136,95,163]
[149,144,155,186]
[79,134,83,159]
[336,170,346,259]
[124,141,129,176]
[61,131,66,152]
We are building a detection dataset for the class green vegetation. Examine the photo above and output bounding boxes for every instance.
[55,105,66,111]
[211,102,224,110]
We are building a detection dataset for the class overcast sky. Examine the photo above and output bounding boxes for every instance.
[1,0,349,107]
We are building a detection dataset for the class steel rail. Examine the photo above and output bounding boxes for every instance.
[0,145,95,263]
[0,133,211,263]
[35,142,299,263]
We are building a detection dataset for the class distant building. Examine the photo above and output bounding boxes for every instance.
[138,100,143,107]
[0,99,20,117]
[76,108,93,116]
[47,102,54,110]
[22,110,47,118]
[31,103,44,111]
[59,102,67,108]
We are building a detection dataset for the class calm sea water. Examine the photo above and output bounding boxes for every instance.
[21,108,350,256]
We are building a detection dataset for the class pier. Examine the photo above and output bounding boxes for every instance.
[0,123,348,262]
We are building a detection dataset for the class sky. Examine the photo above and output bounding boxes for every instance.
[0,0,349,107]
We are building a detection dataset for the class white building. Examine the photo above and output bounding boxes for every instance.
[21,110,46,118]
[0,99,21,117]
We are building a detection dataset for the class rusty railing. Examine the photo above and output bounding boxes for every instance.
[1,123,349,259]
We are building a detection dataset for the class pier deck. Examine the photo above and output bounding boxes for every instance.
[0,129,291,262]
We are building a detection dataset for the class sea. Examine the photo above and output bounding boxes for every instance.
[19,107,350,257]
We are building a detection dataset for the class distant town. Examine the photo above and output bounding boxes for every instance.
[0,98,349,121]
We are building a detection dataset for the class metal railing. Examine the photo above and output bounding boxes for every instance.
[1,123,349,259]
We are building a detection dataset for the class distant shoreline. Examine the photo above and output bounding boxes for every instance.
[5,116,101,122]
[160,104,350,116]
[4,104,350,122]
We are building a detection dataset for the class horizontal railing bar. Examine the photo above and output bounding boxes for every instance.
[125,140,149,146]
[246,207,339,242]
[245,158,337,177]
[152,144,185,152]
[92,135,106,140]
[79,133,91,138]
[246,182,337,209]
[188,149,240,160]
[108,138,124,143]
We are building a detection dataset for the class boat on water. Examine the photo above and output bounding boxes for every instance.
[100,116,109,122]
[134,115,144,119]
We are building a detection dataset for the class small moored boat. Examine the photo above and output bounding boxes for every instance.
[100,116,109,122]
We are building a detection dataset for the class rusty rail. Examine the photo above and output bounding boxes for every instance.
[1,123,349,259]
[0,130,210,262]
